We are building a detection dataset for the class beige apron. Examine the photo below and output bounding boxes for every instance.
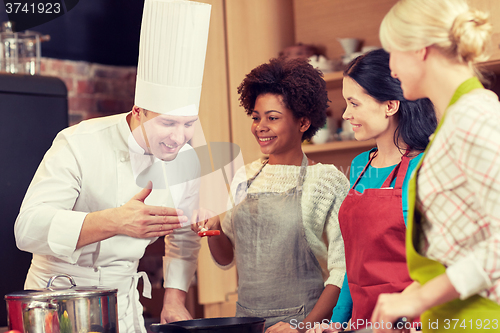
[232,155,324,329]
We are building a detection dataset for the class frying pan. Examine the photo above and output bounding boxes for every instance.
[150,317,266,333]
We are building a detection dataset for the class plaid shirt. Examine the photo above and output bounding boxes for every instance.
[417,88,500,303]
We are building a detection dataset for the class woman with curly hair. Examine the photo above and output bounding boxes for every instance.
[194,57,349,331]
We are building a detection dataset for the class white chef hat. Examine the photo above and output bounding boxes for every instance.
[134,0,211,115]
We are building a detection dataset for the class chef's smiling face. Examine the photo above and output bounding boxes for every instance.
[132,107,198,161]
[342,76,398,142]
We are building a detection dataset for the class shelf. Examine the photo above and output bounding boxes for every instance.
[313,61,500,156]
[480,59,500,73]
[302,139,376,154]
[323,70,343,89]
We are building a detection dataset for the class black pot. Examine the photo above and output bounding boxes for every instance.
[150,317,266,333]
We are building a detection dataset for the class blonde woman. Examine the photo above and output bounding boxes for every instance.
[372,0,500,332]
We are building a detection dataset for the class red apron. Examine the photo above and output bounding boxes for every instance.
[339,150,413,329]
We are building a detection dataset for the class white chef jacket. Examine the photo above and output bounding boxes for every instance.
[14,112,201,333]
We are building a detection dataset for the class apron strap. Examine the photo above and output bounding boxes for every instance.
[131,271,152,333]
[136,271,152,299]
[351,148,378,189]
[297,153,309,191]
[246,160,268,188]
[381,148,411,189]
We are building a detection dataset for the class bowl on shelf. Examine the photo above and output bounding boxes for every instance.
[312,126,330,144]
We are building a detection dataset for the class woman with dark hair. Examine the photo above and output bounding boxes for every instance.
[308,48,436,332]
[194,57,350,332]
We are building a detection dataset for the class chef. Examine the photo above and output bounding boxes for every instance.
[14,0,212,332]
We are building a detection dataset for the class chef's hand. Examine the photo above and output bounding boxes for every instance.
[265,321,300,333]
[77,182,187,248]
[161,288,193,323]
[190,208,221,235]
[305,321,342,333]
[114,181,187,238]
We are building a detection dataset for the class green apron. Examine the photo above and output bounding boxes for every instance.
[406,77,500,332]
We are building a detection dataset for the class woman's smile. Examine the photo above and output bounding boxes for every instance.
[350,123,362,131]
[251,93,304,160]
[258,136,277,145]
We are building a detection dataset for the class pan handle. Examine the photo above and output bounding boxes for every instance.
[149,323,191,333]
[46,274,77,290]
[393,317,411,330]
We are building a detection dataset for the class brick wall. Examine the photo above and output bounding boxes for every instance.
[40,58,137,126]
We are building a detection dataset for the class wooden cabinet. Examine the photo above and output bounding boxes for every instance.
[293,0,500,64]
[293,0,399,120]
[471,0,500,61]
[292,0,396,172]
[294,0,500,172]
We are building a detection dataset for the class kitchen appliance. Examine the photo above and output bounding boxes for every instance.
[150,317,266,333]
[0,21,50,75]
[0,73,68,327]
[5,274,118,333]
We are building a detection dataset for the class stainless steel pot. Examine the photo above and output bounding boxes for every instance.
[5,274,118,333]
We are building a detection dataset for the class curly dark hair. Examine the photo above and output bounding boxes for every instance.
[237,57,330,141]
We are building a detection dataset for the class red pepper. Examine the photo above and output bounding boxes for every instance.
[198,230,220,237]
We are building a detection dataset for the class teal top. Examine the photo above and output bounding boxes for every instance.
[330,149,424,325]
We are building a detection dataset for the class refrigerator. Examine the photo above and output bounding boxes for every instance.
[0,73,68,327]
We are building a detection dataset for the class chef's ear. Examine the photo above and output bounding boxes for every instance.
[386,100,400,117]
[299,117,311,133]
[132,106,150,122]
[132,105,142,119]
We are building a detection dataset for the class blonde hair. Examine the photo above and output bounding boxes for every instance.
[380,0,492,65]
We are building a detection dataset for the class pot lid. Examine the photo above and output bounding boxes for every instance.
[4,274,117,300]
[0,20,51,42]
